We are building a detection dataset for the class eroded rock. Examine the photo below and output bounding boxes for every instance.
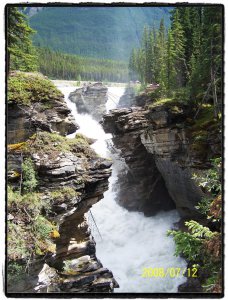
[8,73,78,144]
[102,102,221,218]
[69,82,108,121]
[102,107,175,216]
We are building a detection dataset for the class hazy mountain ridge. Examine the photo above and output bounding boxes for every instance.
[28,6,172,60]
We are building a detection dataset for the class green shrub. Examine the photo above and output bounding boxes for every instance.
[32,216,58,255]
[195,196,213,216]
[8,185,45,215]
[22,158,38,192]
[7,222,29,260]
[7,262,26,284]
[50,186,79,202]
[33,216,54,240]
[203,274,221,292]
[167,226,202,261]
[192,157,221,196]
[185,220,215,239]
[8,186,22,205]
[172,87,190,103]
[7,72,63,105]
[168,156,222,292]
[168,220,217,261]
[148,87,163,101]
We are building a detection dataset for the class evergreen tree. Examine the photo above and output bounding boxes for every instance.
[142,26,153,83]
[36,47,129,82]
[170,8,187,87]
[6,6,38,73]
[166,29,176,93]
[188,6,223,117]
[201,6,223,116]
[156,18,167,93]
[129,48,138,81]
[128,5,223,118]
[148,30,156,82]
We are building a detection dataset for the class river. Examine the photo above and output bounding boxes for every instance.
[55,82,187,293]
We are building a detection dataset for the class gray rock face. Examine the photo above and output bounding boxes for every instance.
[102,103,221,218]
[8,99,78,144]
[102,107,175,216]
[140,104,221,218]
[69,82,108,121]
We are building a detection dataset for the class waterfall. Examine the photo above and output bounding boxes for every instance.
[55,82,187,293]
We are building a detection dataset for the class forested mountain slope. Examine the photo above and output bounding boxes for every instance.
[29,6,171,60]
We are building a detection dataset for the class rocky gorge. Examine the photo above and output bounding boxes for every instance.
[7,73,222,294]
[7,73,118,293]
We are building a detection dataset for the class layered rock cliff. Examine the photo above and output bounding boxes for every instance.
[7,73,118,293]
[69,82,108,122]
[8,72,77,144]
[102,100,221,219]
[102,107,175,215]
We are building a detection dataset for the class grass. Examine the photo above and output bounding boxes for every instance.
[147,97,185,110]
[7,186,58,262]
[27,131,97,158]
[192,104,215,130]
[7,262,26,284]
[50,186,80,203]
[74,133,95,145]
[7,222,30,260]
[148,97,173,108]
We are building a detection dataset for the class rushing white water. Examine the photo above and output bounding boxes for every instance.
[56,82,187,293]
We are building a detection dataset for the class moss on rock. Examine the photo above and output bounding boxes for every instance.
[50,187,81,203]
[7,72,63,105]
[147,97,185,109]
[26,131,97,158]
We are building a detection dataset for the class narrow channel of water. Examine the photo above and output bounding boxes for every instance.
[56,82,187,293]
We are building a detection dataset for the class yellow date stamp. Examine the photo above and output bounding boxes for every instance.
[141,267,198,278]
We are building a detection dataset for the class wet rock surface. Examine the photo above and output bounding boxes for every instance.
[69,82,108,122]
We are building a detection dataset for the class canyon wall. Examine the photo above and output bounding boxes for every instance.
[102,100,221,219]
[7,74,118,293]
